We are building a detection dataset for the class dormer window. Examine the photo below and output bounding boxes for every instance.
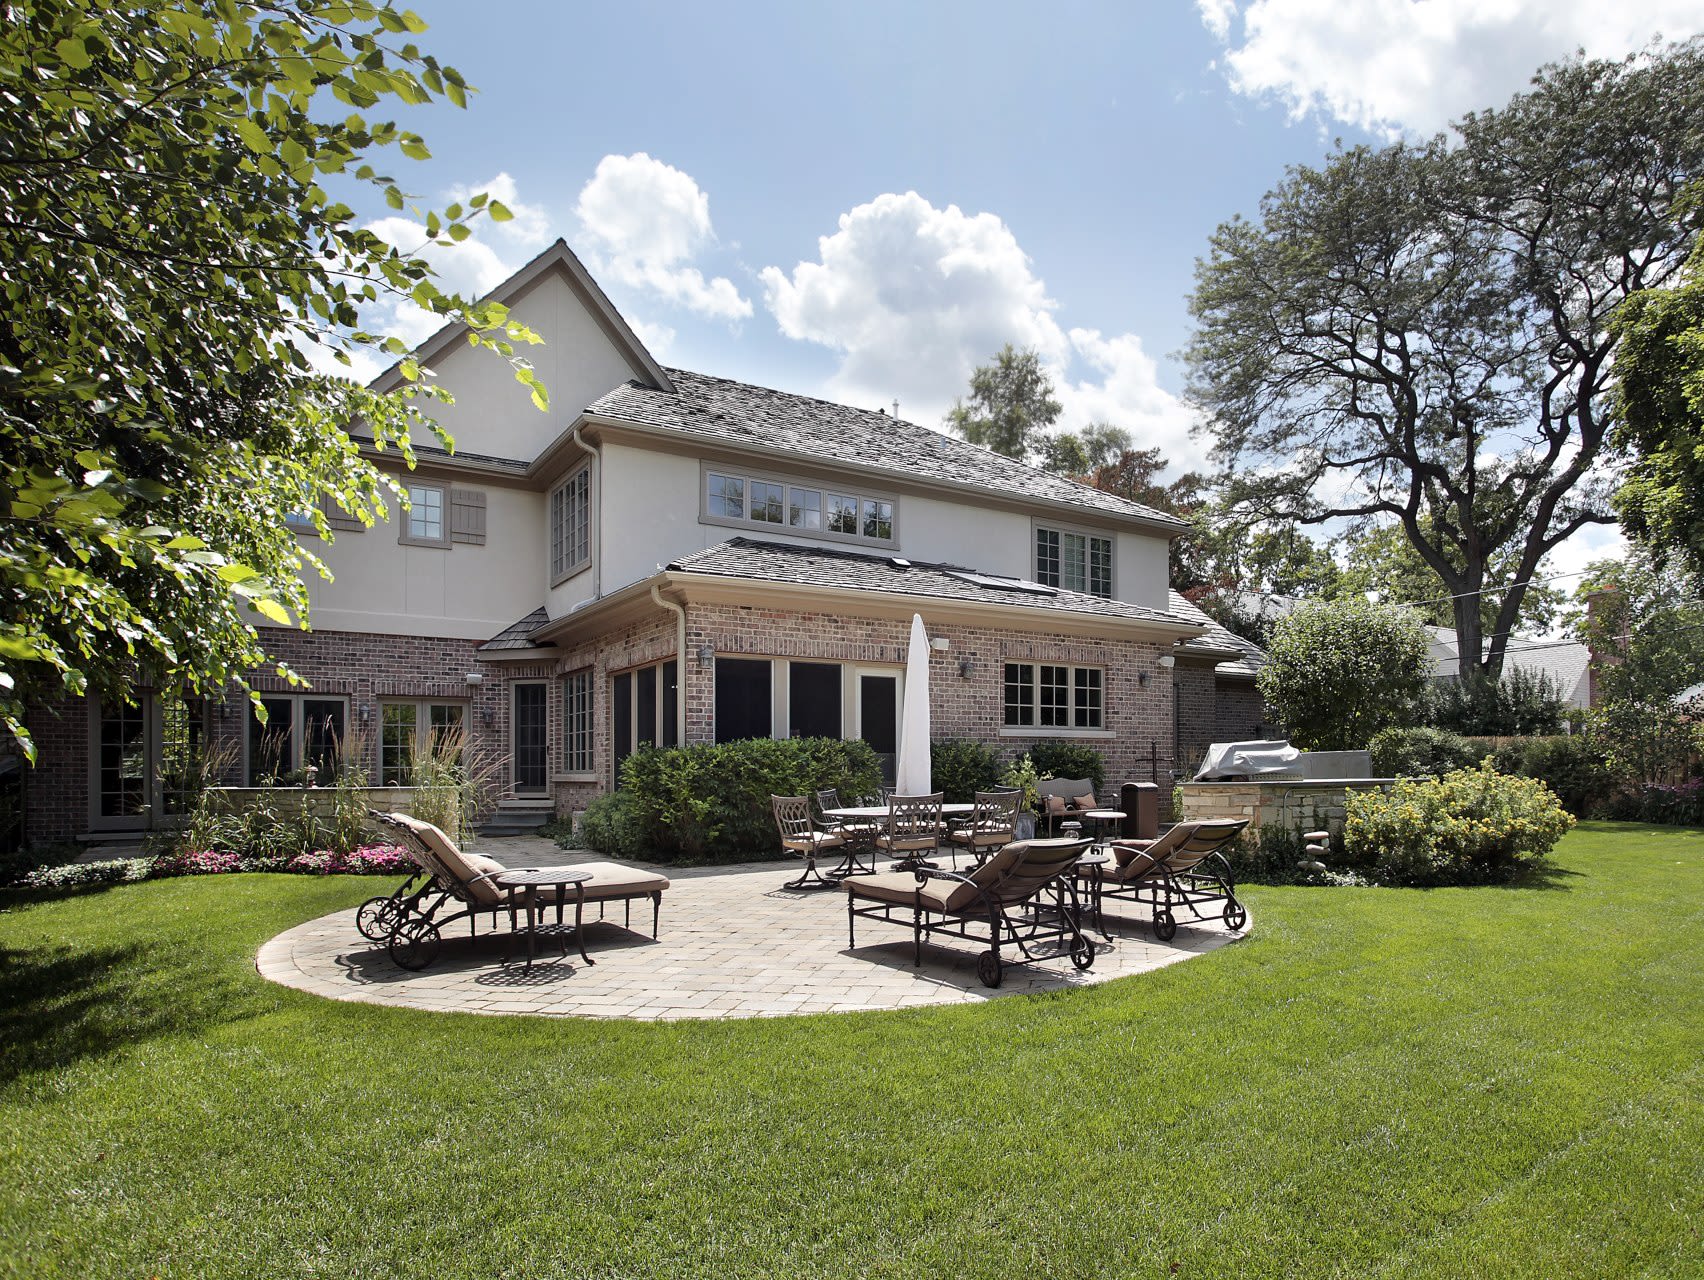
[1035,524,1112,597]
[702,465,898,547]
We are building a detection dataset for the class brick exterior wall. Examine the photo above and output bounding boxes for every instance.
[1213,679,1269,744]
[19,605,1266,844]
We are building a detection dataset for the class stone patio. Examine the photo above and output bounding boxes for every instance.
[255,837,1247,1020]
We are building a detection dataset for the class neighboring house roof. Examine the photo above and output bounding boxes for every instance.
[587,368,1188,532]
[666,538,1196,626]
[1168,591,1266,679]
[1428,626,1593,708]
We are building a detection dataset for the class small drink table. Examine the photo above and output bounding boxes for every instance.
[1081,809,1127,853]
[493,868,593,968]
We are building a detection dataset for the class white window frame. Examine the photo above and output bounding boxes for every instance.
[700,462,899,549]
[550,463,592,585]
[399,481,450,548]
[378,699,468,786]
[1033,520,1114,598]
[1000,661,1110,737]
[561,669,594,778]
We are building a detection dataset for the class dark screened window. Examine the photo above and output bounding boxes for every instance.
[613,671,633,781]
[636,665,657,750]
[661,660,679,748]
[789,662,842,739]
[715,658,772,742]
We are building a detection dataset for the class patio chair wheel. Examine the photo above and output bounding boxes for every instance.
[388,917,441,971]
[976,950,1003,989]
[1223,899,1248,931]
[356,896,399,942]
[1153,909,1177,942]
[1070,935,1095,971]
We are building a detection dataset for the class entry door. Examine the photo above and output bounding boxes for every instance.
[855,672,900,787]
[512,682,549,795]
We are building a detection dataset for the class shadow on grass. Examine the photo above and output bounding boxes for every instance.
[0,939,241,1087]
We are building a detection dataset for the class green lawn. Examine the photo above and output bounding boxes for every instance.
[1,823,1701,1279]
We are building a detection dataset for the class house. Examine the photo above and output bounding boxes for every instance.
[1426,627,1594,711]
[18,240,1268,847]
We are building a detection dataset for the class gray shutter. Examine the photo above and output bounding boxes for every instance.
[321,498,364,533]
[450,488,487,544]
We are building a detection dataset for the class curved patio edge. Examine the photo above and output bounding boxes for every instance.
[254,859,1247,1021]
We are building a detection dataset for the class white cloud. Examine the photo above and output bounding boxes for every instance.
[627,317,676,358]
[1197,1,1704,137]
[760,191,1198,467]
[361,211,523,350]
[574,153,751,321]
[447,171,552,247]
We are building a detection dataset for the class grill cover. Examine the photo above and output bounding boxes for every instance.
[1195,740,1301,781]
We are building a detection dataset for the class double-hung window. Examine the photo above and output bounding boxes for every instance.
[704,466,897,547]
[1004,662,1103,730]
[551,464,591,582]
[1035,526,1112,597]
[399,482,449,547]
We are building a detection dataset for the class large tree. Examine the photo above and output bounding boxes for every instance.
[944,344,1060,459]
[1186,43,1704,677]
[0,0,544,758]
[1612,202,1704,573]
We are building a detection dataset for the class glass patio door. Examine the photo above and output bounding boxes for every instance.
[855,671,900,788]
[512,682,549,795]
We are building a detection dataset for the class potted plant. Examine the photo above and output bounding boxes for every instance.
[1000,753,1044,841]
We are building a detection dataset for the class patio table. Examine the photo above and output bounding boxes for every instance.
[822,803,976,821]
[1081,808,1126,852]
[493,868,592,969]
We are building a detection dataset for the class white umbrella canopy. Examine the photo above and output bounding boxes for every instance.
[894,613,933,795]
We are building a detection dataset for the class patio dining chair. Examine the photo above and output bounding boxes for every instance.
[772,794,847,890]
[946,789,1022,866]
[875,792,944,869]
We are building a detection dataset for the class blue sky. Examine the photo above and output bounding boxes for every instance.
[356,0,1702,578]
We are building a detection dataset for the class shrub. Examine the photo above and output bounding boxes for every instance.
[1344,764,1574,886]
[1258,598,1433,749]
[577,791,646,858]
[17,857,153,891]
[1369,726,1490,777]
[1022,741,1106,794]
[1427,667,1566,736]
[1489,735,1617,817]
[613,737,883,861]
[1598,779,1704,826]
[931,739,1002,802]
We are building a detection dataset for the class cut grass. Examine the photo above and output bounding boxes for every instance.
[1,822,1701,1278]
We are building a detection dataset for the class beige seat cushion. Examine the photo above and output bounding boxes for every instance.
[875,835,938,852]
[948,829,1009,848]
[843,871,976,913]
[783,832,845,852]
[534,860,670,903]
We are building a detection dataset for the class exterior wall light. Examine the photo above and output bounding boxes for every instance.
[697,644,715,669]
[958,656,975,679]
[930,636,950,651]
[1157,654,1176,670]
[464,671,484,685]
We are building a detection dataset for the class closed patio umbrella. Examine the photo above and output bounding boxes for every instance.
[894,613,932,794]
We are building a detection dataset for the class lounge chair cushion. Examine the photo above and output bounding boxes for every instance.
[385,812,506,908]
[843,871,979,914]
[542,860,670,902]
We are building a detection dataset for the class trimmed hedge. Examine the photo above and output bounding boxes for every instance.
[585,737,884,862]
[1489,735,1617,818]
[1369,726,1490,777]
[931,739,1003,803]
[1021,741,1106,794]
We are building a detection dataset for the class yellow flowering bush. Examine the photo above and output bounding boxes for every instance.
[1344,763,1574,886]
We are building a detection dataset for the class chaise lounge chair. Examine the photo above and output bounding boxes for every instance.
[368,811,670,969]
[844,836,1095,988]
[1085,818,1249,940]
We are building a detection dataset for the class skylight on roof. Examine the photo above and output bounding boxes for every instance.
[889,557,911,569]
[944,570,1057,597]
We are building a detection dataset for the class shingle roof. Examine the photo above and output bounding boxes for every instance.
[478,607,551,652]
[1428,627,1593,708]
[1167,591,1267,678]
[588,368,1187,529]
[669,538,1199,628]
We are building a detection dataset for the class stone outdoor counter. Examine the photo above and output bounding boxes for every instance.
[1178,778,1396,835]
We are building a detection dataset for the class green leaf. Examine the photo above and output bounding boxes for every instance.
[55,37,91,70]
[487,200,513,223]
[250,598,292,625]
[234,117,271,154]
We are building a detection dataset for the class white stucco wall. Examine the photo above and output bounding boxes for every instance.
[580,441,1176,615]
[407,266,641,463]
[292,479,545,639]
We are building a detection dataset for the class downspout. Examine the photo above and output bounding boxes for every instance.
[651,583,687,747]
[570,423,601,599]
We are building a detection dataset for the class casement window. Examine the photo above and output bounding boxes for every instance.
[703,466,898,547]
[562,669,593,775]
[550,464,591,582]
[1034,526,1113,597]
[1004,662,1103,729]
[89,692,208,830]
[379,700,466,786]
[247,694,348,784]
[611,659,679,782]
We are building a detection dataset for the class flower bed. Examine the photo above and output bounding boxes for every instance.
[12,844,412,892]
